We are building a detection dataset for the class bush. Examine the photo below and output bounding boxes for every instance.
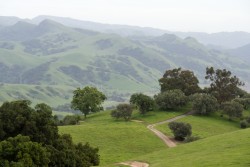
[61,115,81,125]
[185,136,200,143]
[111,103,133,121]
[130,93,154,115]
[191,93,219,115]
[222,101,243,120]
[168,122,192,141]
[155,89,187,110]
[240,120,248,129]
[233,98,250,110]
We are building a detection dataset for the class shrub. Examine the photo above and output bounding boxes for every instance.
[111,103,133,121]
[240,120,248,129]
[222,101,243,120]
[155,89,187,110]
[191,93,219,115]
[168,122,192,141]
[233,98,250,110]
[61,115,81,125]
[130,93,154,115]
[185,136,200,143]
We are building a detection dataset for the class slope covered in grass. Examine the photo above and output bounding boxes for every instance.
[131,128,250,167]
[156,113,241,139]
[59,110,168,165]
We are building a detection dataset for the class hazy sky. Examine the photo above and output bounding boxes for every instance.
[1,0,250,33]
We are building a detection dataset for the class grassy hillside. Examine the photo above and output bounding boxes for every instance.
[130,128,250,167]
[156,113,240,139]
[59,105,247,166]
[0,19,250,107]
[59,110,167,165]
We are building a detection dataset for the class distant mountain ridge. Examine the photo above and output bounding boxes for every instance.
[0,17,249,108]
[1,15,250,49]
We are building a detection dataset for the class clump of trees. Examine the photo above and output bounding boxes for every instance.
[71,86,106,118]
[111,103,133,121]
[0,100,99,166]
[205,67,244,104]
[222,101,243,120]
[155,89,188,110]
[191,93,219,115]
[130,93,155,115]
[159,68,201,96]
[59,115,81,125]
[168,122,192,141]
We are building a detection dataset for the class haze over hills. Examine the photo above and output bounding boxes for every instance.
[1,15,250,49]
[0,16,249,108]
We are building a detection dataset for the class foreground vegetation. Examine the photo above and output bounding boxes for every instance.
[59,110,167,165]
[130,128,250,167]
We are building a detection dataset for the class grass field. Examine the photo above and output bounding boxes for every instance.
[156,112,241,139]
[129,128,250,167]
[59,106,249,166]
[59,110,168,165]
[131,104,192,124]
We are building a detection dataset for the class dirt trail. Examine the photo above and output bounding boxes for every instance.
[119,112,192,167]
[147,112,192,147]
[119,161,149,167]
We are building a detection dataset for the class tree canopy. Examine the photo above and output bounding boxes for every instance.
[0,100,100,167]
[159,68,200,96]
[130,93,154,115]
[205,67,244,103]
[71,86,106,118]
[191,93,219,115]
[155,89,187,110]
[168,122,192,141]
[111,103,133,121]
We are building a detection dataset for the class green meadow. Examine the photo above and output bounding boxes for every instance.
[59,106,250,166]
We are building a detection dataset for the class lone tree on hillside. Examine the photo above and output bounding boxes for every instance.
[168,122,192,141]
[159,68,201,96]
[71,86,106,118]
[155,89,188,110]
[111,103,133,121]
[205,67,244,104]
[130,93,154,115]
[191,93,219,115]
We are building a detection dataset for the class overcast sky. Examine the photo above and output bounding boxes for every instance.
[1,0,249,33]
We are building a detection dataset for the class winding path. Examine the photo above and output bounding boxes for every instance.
[119,112,193,167]
[147,112,193,147]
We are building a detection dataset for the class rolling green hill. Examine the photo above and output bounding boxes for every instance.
[58,107,249,166]
[130,128,250,167]
[0,19,249,108]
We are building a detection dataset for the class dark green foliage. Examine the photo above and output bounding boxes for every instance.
[155,89,187,110]
[0,135,50,167]
[222,101,244,120]
[22,62,51,84]
[168,122,192,141]
[205,67,244,104]
[233,98,250,110]
[60,115,81,125]
[60,65,96,84]
[118,47,169,72]
[0,100,100,167]
[130,93,154,115]
[184,136,200,143]
[111,104,133,121]
[191,93,219,115]
[0,63,23,84]
[240,120,248,129]
[159,68,200,96]
[71,86,106,118]
[47,134,99,167]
